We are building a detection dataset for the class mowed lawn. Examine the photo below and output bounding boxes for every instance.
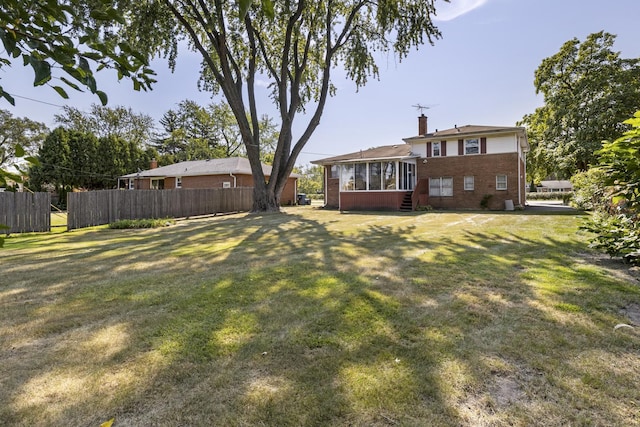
[1,207,639,426]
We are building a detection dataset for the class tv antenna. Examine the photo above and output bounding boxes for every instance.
[412,103,435,114]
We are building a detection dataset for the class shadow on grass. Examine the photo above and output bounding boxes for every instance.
[1,210,638,425]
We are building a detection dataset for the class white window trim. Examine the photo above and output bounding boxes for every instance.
[429,177,453,197]
[496,175,508,190]
[176,176,182,189]
[465,138,480,155]
[150,178,164,190]
[432,141,441,157]
[464,176,474,191]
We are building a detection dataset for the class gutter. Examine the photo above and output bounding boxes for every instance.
[229,172,237,187]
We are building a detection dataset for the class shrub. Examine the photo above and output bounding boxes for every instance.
[480,194,493,209]
[570,169,607,210]
[109,218,175,229]
[582,212,640,264]
[526,191,573,201]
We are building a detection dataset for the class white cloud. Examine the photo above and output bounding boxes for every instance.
[433,0,489,22]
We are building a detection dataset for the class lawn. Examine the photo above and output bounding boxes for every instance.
[1,207,639,426]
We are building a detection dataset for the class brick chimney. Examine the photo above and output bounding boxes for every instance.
[418,114,428,135]
[150,158,158,169]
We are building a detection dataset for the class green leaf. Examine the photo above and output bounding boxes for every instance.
[31,59,52,86]
[96,90,108,106]
[24,156,40,166]
[239,0,253,19]
[60,77,81,91]
[0,87,15,105]
[261,0,275,20]
[53,86,70,99]
[14,144,25,157]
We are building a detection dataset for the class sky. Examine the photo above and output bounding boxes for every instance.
[2,0,640,167]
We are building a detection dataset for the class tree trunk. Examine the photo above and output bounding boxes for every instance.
[251,180,280,213]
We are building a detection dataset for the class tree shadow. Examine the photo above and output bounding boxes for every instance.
[1,210,638,425]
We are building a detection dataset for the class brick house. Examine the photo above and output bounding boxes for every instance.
[312,115,529,211]
[119,157,299,205]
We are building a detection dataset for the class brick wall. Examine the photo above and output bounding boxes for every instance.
[417,152,524,210]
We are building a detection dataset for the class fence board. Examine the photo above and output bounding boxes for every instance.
[0,192,51,234]
[67,188,253,230]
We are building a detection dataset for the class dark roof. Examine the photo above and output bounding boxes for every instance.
[311,144,416,165]
[404,125,527,141]
[121,157,299,178]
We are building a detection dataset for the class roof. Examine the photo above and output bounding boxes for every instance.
[311,144,416,165]
[404,124,527,139]
[539,180,573,189]
[121,157,299,178]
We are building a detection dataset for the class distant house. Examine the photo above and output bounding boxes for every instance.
[537,180,573,193]
[312,115,529,211]
[119,157,299,205]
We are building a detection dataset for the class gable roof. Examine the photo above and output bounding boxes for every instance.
[121,157,298,179]
[311,144,416,165]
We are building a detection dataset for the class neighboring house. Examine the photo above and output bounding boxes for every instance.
[312,115,529,211]
[537,180,572,192]
[119,157,299,205]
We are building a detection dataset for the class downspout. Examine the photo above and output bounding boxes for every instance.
[229,172,237,187]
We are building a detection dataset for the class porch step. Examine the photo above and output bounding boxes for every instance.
[400,191,413,212]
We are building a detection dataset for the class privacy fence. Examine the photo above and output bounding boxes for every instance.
[67,188,253,230]
[0,191,51,234]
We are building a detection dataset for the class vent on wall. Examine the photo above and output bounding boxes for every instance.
[223,182,231,188]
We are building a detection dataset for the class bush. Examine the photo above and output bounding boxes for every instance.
[109,218,175,229]
[570,169,607,210]
[526,191,573,201]
[582,212,640,265]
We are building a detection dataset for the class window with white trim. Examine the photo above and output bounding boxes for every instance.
[432,141,441,157]
[496,175,507,190]
[150,178,165,190]
[429,177,453,197]
[465,138,479,155]
[464,176,474,191]
[176,177,182,188]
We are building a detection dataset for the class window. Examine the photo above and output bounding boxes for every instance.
[150,178,164,190]
[382,161,396,190]
[432,141,441,157]
[223,181,231,188]
[354,163,367,190]
[429,177,453,197]
[128,178,134,190]
[341,164,355,191]
[496,175,507,190]
[465,138,479,155]
[329,165,339,179]
[369,162,382,190]
[176,177,182,188]
[464,176,475,191]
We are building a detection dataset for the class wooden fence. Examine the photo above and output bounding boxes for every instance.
[67,188,253,230]
[0,192,51,234]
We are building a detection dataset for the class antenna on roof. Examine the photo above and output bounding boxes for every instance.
[412,104,430,115]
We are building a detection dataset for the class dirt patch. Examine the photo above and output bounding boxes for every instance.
[491,375,525,407]
[621,303,640,326]
[575,252,640,285]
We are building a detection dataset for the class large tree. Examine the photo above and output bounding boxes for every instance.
[0,0,155,105]
[521,32,640,178]
[117,0,443,211]
[154,99,279,164]
[54,104,155,147]
[0,109,48,169]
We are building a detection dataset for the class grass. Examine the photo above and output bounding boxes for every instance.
[1,208,639,426]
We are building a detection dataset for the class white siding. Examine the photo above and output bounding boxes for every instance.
[486,135,517,154]
[410,142,427,158]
